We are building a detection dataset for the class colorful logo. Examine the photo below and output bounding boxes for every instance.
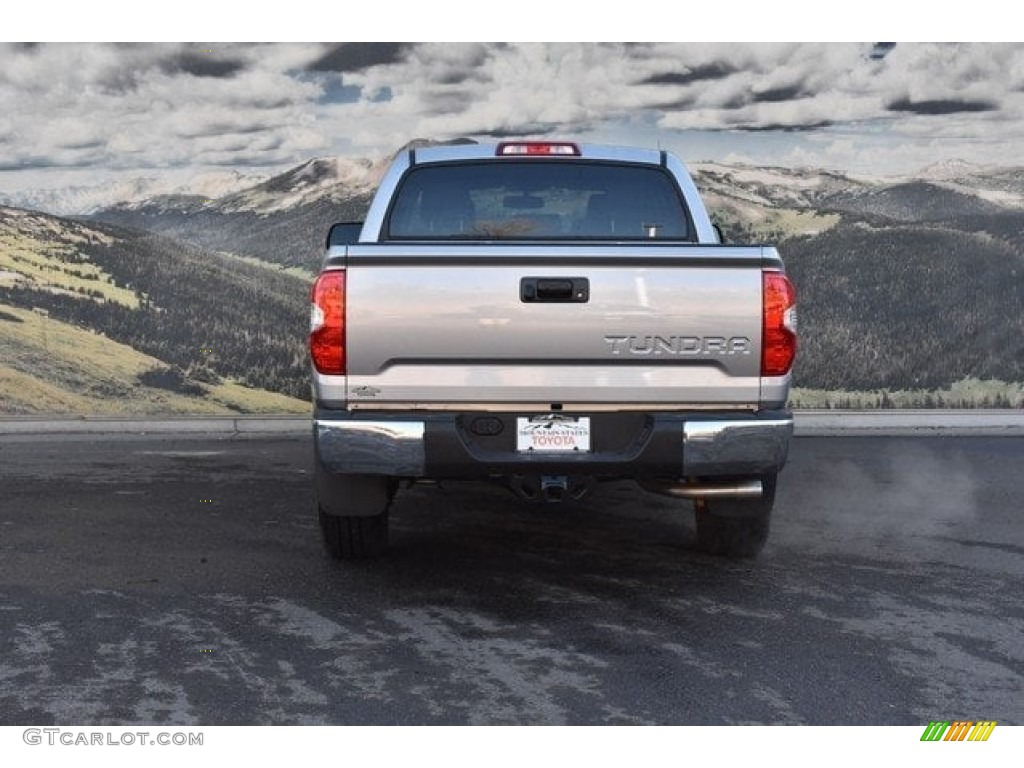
[921,721,996,742]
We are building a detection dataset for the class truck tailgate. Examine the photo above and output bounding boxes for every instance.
[340,245,772,409]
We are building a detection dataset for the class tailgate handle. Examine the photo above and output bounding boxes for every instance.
[521,277,589,303]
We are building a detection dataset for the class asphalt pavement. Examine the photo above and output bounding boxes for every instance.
[0,429,1022,725]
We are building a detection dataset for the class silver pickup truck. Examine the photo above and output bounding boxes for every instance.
[310,141,797,560]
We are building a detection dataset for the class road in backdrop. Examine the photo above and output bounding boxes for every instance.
[0,429,1022,725]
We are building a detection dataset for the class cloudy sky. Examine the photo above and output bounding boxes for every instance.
[1,41,1022,194]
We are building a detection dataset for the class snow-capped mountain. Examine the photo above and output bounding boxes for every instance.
[215,157,387,215]
[89,142,457,270]
[90,156,387,271]
[916,159,986,181]
[0,170,267,217]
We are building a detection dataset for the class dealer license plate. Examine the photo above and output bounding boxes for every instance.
[516,415,591,453]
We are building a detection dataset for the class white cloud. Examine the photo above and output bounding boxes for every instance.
[2,41,1024,192]
[326,42,1024,168]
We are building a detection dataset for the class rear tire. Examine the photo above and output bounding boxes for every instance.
[694,475,776,559]
[316,474,395,560]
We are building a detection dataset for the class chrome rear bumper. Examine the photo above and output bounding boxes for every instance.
[314,412,792,480]
[682,418,793,476]
[315,420,426,476]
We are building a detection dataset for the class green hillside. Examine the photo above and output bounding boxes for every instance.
[0,207,310,414]
[0,304,305,415]
[782,222,1024,392]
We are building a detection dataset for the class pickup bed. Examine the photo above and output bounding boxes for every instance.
[310,141,797,559]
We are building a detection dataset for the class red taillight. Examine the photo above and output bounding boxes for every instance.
[762,271,797,377]
[496,141,580,156]
[310,270,346,375]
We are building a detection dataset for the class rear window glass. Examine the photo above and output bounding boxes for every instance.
[386,161,692,240]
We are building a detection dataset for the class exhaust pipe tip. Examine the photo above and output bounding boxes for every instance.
[643,479,764,500]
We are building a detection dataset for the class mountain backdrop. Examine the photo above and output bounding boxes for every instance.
[2,143,1022,414]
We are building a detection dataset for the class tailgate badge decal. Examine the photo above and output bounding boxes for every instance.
[604,335,751,356]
